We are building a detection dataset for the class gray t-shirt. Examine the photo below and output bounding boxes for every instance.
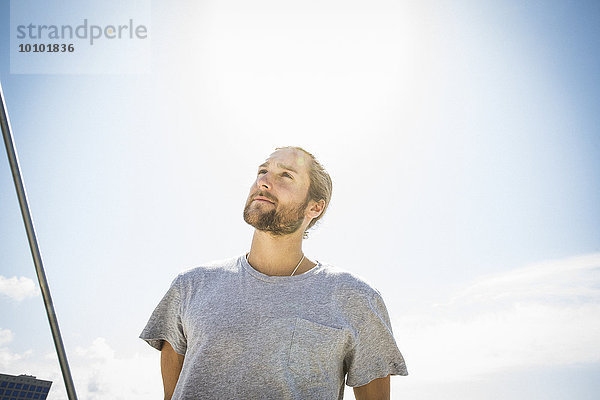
[140,255,407,399]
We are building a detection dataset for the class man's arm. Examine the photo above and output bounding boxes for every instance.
[161,340,185,400]
[353,374,390,400]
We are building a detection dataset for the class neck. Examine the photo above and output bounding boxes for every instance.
[247,229,314,276]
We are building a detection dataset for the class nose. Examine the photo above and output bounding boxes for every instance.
[256,172,271,190]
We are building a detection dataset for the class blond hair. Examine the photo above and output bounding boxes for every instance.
[276,146,333,231]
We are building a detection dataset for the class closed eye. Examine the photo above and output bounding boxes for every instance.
[282,172,293,179]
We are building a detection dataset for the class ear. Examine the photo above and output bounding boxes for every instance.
[306,199,325,219]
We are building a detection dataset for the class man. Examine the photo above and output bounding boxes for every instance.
[140,146,407,399]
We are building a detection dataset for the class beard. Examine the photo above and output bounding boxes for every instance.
[243,191,310,236]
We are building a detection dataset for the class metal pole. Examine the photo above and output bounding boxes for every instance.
[0,80,78,400]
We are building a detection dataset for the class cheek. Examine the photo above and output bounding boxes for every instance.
[245,187,257,204]
[249,181,259,193]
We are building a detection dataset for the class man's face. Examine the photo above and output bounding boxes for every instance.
[243,148,312,235]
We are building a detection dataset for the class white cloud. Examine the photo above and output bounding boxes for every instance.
[56,338,161,400]
[395,253,600,384]
[75,337,115,360]
[0,328,14,346]
[2,337,162,400]
[0,275,40,301]
[0,348,34,371]
[0,328,35,371]
[448,253,600,306]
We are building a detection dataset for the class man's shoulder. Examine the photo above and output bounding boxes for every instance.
[175,255,242,283]
[317,262,381,299]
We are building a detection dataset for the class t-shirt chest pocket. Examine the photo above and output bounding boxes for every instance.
[288,318,344,383]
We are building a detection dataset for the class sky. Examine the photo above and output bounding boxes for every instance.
[1,0,599,399]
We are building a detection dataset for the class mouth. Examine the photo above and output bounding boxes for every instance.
[253,195,275,204]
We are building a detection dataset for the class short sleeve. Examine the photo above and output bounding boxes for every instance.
[139,275,187,355]
[345,292,408,387]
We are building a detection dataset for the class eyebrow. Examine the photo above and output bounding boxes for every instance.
[258,162,298,174]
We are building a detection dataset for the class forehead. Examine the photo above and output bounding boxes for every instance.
[263,148,311,173]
